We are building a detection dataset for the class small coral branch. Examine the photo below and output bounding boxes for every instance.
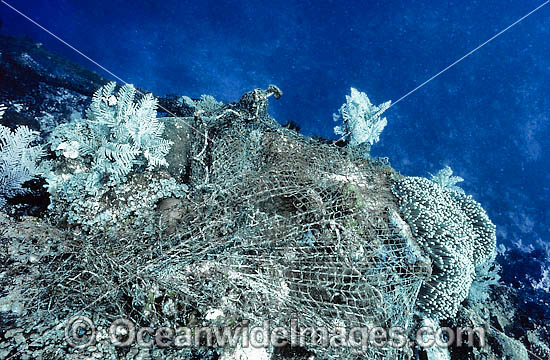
[0,105,45,208]
[333,87,391,149]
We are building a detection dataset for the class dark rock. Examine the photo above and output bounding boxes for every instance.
[0,35,108,134]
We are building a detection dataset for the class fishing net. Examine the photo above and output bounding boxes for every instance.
[150,110,430,358]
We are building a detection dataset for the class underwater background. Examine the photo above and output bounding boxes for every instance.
[2,0,549,317]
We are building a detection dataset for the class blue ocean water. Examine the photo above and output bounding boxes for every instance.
[2,0,549,293]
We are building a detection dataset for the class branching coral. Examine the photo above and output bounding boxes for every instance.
[44,83,179,227]
[333,87,391,148]
[430,165,465,195]
[0,105,45,208]
[47,82,172,193]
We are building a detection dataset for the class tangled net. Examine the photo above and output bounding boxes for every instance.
[12,87,440,359]
[147,97,430,358]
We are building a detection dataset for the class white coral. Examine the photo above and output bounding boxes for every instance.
[0,108,44,207]
[430,165,465,195]
[334,87,391,147]
[392,176,497,319]
[56,140,80,159]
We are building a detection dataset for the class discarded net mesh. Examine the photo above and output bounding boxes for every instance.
[151,115,430,358]
[0,86,520,360]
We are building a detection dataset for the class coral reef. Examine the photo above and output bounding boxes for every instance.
[392,176,496,320]
[0,35,546,360]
